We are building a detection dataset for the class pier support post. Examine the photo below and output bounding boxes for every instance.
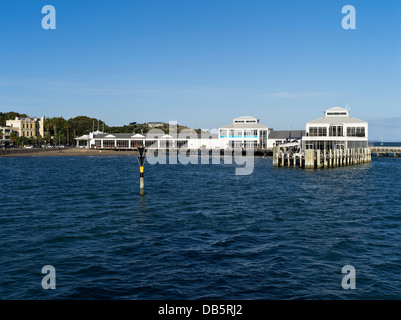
[273,146,279,167]
[329,149,332,167]
[305,149,314,169]
[317,150,323,168]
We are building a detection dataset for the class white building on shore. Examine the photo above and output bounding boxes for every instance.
[76,116,274,151]
[302,106,368,150]
[218,116,270,149]
[77,112,358,152]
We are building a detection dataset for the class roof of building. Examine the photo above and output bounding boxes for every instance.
[94,133,134,139]
[132,133,145,138]
[91,132,218,139]
[233,116,258,121]
[219,123,269,129]
[268,130,305,139]
[307,115,367,125]
[325,106,348,113]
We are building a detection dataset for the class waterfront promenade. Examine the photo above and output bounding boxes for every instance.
[0,147,140,157]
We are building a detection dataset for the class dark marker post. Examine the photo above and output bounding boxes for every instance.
[137,144,146,196]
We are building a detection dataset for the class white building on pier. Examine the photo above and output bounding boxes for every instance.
[302,106,368,150]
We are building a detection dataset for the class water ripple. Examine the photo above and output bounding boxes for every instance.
[0,156,400,299]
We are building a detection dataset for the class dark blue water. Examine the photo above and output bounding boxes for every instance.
[1,155,401,300]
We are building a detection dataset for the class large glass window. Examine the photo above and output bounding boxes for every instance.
[103,140,115,148]
[309,127,327,136]
[329,126,343,137]
[131,140,143,148]
[229,141,243,149]
[229,130,242,138]
[244,130,258,137]
[220,130,227,138]
[116,140,129,148]
[145,140,157,148]
[347,127,365,137]
[244,141,257,149]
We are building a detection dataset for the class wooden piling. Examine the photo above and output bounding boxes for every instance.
[305,149,314,169]
[273,146,279,167]
[317,150,323,168]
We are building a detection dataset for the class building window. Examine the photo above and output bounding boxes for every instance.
[103,140,115,148]
[220,129,227,138]
[229,141,243,149]
[116,140,129,148]
[145,140,157,148]
[244,141,257,149]
[347,127,365,137]
[229,130,242,138]
[309,127,327,137]
[327,112,347,116]
[131,140,142,148]
[244,130,258,138]
[329,126,343,137]
[95,140,101,147]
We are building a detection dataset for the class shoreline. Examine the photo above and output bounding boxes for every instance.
[0,148,140,157]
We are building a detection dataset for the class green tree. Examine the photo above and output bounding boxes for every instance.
[9,131,17,145]
[44,132,51,145]
[36,134,43,145]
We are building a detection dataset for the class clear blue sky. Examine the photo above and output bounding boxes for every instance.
[0,0,400,140]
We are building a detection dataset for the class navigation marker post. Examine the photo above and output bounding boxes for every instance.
[137,145,146,196]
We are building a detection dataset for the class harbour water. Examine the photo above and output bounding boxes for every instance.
[1,154,401,299]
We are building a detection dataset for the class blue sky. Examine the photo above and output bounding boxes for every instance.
[0,0,400,140]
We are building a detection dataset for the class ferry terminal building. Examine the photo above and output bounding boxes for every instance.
[76,107,368,152]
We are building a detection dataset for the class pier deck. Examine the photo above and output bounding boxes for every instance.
[371,146,401,157]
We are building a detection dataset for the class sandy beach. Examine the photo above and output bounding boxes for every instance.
[0,148,140,157]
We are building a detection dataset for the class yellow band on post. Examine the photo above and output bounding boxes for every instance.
[140,166,144,173]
